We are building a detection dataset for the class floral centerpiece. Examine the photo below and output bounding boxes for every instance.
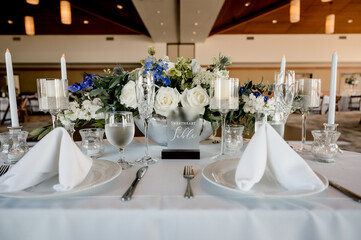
[30,46,274,140]
[345,74,360,86]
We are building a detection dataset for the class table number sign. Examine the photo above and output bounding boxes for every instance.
[162,108,201,159]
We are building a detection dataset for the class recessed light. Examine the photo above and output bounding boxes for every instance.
[194,22,198,26]
[192,31,196,35]
[83,20,89,24]
[197,10,201,14]
[156,10,161,14]
[272,20,277,24]
[245,2,251,7]
[117,4,123,10]
[160,22,164,26]
[8,20,13,24]
[348,19,353,23]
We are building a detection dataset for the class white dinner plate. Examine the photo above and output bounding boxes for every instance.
[202,158,328,198]
[0,159,121,199]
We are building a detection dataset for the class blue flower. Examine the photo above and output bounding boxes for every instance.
[264,96,269,102]
[68,83,83,92]
[80,78,93,89]
[239,87,245,95]
[252,91,261,97]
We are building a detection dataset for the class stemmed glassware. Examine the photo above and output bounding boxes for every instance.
[37,78,69,129]
[293,78,321,152]
[209,77,239,158]
[273,70,296,123]
[135,71,157,165]
[105,111,135,169]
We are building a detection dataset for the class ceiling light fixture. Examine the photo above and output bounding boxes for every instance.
[348,19,353,23]
[192,31,196,35]
[117,4,123,10]
[325,14,335,34]
[194,22,198,26]
[245,2,251,7]
[156,10,160,14]
[272,20,277,24]
[8,20,13,24]
[290,0,300,23]
[24,16,35,36]
[321,0,332,2]
[60,1,72,25]
[197,10,201,14]
[26,0,39,5]
[160,22,164,26]
[83,20,89,24]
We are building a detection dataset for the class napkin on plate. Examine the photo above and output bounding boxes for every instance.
[0,127,93,192]
[235,123,325,191]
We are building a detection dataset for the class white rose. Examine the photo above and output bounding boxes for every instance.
[181,85,210,115]
[119,81,137,108]
[154,87,181,117]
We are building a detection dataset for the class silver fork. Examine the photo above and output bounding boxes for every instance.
[0,165,10,177]
[183,166,195,199]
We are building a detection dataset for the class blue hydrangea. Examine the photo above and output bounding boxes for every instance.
[68,83,83,92]
[264,96,269,102]
[239,87,245,95]
[252,91,261,97]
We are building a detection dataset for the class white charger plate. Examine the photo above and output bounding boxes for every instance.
[202,158,328,198]
[0,159,121,199]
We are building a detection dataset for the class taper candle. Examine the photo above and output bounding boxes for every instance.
[5,49,19,127]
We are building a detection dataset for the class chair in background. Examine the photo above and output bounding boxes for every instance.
[349,95,361,111]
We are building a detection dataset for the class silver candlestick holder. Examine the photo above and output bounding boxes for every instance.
[311,123,342,163]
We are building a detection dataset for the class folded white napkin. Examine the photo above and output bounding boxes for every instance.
[0,127,93,192]
[235,123,325,191]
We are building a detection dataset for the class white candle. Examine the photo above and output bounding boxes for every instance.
[214,78,230,100]
[280,55,286,73]
[5,49,19,128]
[328,51,337,124]
[61,53,67,80]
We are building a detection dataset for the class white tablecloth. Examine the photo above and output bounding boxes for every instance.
[0,138,360,240]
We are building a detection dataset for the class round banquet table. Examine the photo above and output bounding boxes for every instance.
[0,137,360,240]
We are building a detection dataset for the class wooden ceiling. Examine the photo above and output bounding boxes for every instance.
[0,0,360,38]
[212,0,361,35]
[1,0,149,35]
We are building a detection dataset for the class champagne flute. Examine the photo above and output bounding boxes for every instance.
[37,78,69,129]
[293,78,321,152]
[135,71,157,165]
[209,77,239,158]
[105,111,135,169]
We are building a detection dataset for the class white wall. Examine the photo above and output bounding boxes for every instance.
[0,35,166,64]
[196,34,361,65]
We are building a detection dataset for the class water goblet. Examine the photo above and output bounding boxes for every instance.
[209,77,239,158]
[105,111,135,170]
[37,78,69,129]
[292,78,321,152]
[135,71,157,165]
[273,70,295,123]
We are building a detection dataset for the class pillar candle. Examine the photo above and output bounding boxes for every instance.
[5,49,19,127]
[61,53,67,80]
[328,51,337,124]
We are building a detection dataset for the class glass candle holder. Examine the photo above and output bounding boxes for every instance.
[311,123,342,163]
[79,128,105,158]
[224,125,244,154]
[0,131,29,164]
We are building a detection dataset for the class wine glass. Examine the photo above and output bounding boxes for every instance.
[209,77,239,158]
[273,70,295,123]
[293,78,321,152]
[105,111,135,169]
[37,78,69,129]
[135,71,157,165]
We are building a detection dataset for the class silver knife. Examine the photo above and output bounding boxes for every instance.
[122,166,148,201]
[329,180,361,203]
